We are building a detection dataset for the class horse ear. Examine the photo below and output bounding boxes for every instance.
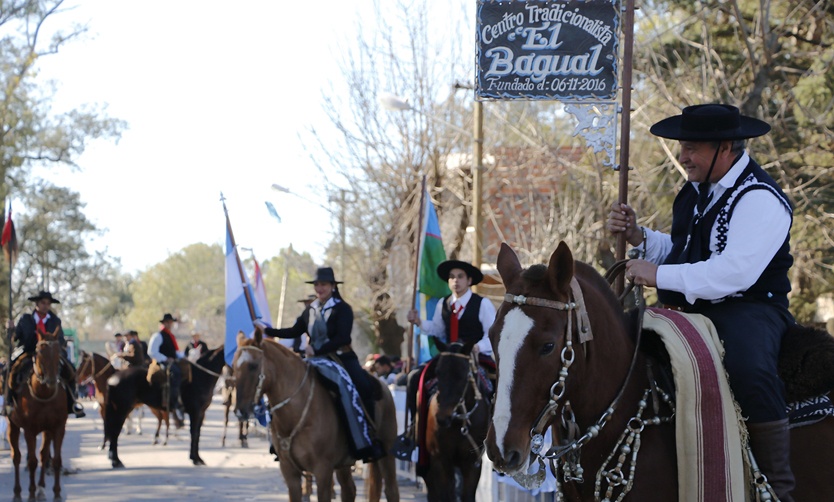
[236,331,247,348]
[548,241,574,296]
[253,327,263,346]
[462,337,478,355]
[497,243,522,286]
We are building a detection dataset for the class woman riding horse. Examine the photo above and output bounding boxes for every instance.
[261,266,385,462]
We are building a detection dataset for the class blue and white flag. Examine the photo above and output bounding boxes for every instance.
[224,208,261,365]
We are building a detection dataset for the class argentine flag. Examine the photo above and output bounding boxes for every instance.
[224,214,262,365]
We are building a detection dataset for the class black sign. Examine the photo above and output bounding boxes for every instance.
[477,0,618,101]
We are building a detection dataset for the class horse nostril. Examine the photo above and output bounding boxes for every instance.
[505,449,523,470]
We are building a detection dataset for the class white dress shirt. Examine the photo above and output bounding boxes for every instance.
[641,152,792,304]
[418,289,496,355]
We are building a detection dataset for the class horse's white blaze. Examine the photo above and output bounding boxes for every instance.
[234,350,252,369]
[493,307,534,459]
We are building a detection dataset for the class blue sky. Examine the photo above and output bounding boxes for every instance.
[30,0,367,272]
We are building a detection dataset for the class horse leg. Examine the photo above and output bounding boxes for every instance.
[105,405,130,469]
[379,455,400,502]
[51,426,65,501]
[312,465,336,502]
[163,411,169,446]
[278,460,305,502]
[24,430,38,500]
[365,462,382,502]
[459,462,482,502]
[10,423,23,501]
[38,431,51,489]
[334,465,355,502]
[189,410,205,465]
[221,404,228,447]
[239,419,248,448]
[135,406,144,435]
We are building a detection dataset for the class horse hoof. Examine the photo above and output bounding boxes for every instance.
[192,457,206,466]
[152,439,158,446]
[111,460,125,469]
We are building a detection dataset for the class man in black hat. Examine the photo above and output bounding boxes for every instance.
[401,259,497,448]
[2,291,85,418]
[608,104,795,500]
[148,313,184,422]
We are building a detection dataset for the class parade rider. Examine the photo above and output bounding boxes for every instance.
[148,313,184,421]
[607,104,796,501]
[2,290,85,418]
[261,266,385,462]
[402,259,496,438]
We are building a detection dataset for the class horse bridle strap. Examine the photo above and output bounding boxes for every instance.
[504,277,593,343]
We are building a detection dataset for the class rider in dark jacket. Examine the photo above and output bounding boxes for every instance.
[2,291,85,418]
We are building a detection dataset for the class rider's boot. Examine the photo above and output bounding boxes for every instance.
[60,360,85,418]
[748,419,795,502]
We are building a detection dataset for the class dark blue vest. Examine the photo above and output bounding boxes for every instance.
[441,294,485,344]
[657,158,793,310]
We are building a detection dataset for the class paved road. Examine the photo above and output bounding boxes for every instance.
[0,395,426,501]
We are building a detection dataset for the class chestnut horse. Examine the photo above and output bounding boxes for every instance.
[232,332,399,502]
[7,329,68,501]
[422,339,490,502]
[485,242,834,501]
[104,346,225,467]
[77,351,171,447]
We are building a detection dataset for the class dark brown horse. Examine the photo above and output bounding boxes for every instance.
[104,346,226,467]
[484,242,834,501]
[232,332,399,502]
[7,329,68,501]
[422,339,490,502]
[77,351,172,447]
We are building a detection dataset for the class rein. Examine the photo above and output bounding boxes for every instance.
[504,270,649,497]
[239,344,316,473]
[440,351,486,455]
[28,340,62,402]
[79,353,113,386]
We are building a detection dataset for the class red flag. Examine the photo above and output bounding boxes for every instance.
[2,203,18,266]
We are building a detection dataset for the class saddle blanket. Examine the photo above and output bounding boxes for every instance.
[788,394,834,429]
[643,307,748,502]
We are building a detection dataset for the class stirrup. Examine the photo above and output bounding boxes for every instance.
[73,402,86,418]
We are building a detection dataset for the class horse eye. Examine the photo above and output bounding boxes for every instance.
[540,343,555,356]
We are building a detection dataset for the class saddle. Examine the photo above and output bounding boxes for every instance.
[147,359,192,386]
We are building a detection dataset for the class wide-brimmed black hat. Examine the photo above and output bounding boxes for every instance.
[649,104,771,142]
[159,313,178,323]
[27,291,60,304]
[114,332,123,338]
[305,267,343,284]
[296,294,317,304]
[437,260,483,285]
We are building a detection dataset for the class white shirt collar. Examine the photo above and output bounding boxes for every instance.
[450,289,473,306]
[311,297,338,311]
[34,311,50,323]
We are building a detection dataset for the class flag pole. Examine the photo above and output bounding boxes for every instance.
[221,194,258,322]
[407,176,427,375]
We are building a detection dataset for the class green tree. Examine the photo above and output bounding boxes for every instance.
[0,0,126,350]
[630,0,834,322]
[258,246,317,329]
[124,243,224,346]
